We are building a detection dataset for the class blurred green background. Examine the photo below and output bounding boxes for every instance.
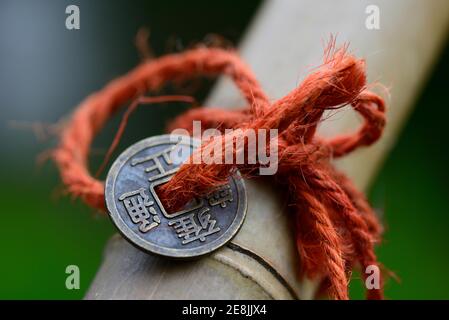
[0,0,448,299]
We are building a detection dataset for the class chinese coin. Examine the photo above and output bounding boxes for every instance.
[105,134,247,258]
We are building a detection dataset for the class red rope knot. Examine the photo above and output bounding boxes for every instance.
[53,44,387,300]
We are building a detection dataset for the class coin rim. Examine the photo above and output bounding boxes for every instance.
[105,134,247,258]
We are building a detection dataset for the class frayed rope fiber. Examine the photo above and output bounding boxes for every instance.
[53,45,386,300]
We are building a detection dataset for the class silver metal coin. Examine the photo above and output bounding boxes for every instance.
[105,134,247,258]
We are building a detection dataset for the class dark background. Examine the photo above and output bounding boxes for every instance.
[0,0,448,299]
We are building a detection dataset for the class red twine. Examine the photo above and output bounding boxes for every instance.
[53,44,386,300]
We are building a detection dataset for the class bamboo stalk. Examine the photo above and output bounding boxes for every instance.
[85,0,449,300]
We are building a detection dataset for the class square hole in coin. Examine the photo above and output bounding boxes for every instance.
[151,179,204,219]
